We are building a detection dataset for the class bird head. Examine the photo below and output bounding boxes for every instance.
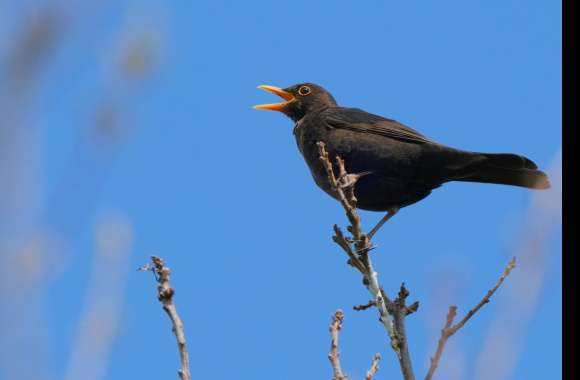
[254,83,337,122]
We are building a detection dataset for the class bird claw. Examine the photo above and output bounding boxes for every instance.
[356,244,377,255]
[337,171,372,189]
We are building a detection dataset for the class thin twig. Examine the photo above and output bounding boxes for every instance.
[317,141,417,380]
[318,142,365,239]
[140,256,192,380]
[328,310,348,380]
[328,310,382,380]
[392,284,415,380]
[353,300,377,311]
[425,257,517,380]
[365,353,382,380]
[450,258,517,334]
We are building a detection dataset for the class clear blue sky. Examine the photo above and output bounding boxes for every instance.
[0,0,561,379]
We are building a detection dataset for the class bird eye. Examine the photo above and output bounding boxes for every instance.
[298,86,311,96]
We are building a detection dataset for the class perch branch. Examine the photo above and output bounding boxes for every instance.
[140,256,191,380]
[425,257,516,380]
[317,141,417,380]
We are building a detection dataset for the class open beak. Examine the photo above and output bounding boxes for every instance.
[254,85,295,111]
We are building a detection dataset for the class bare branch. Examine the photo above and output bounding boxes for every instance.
[318,142,364,237]
[317,141,417,380]
[424,306,457,380]
[392,284,416,380]
[450,258,516,334]
[328,310,348,380]
[365,353,382,380]
[141,256,192,380]
[353,300,376,311]
[425,258,517,380]
[328,310,382,380]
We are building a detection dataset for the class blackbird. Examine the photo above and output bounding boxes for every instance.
[255,83,550,237]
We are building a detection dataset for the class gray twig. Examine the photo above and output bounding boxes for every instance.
[328,310,382,380]
[365,353,382,380]
[328,310,348,380]
[140,256,192,380]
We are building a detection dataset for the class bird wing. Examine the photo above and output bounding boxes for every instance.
[322,107,432,144]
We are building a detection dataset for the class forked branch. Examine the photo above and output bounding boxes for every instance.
[317,141,416,380]
[317,141,516,380]
[328,310,382,380]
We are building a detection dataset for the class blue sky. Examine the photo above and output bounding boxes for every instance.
[0,1,561,379]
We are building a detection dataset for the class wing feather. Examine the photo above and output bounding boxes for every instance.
[323,107,432,144]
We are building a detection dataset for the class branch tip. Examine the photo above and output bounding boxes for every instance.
[142,256,191,380]
[425,258,516,380]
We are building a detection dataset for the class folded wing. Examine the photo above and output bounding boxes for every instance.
[322,107,432,144]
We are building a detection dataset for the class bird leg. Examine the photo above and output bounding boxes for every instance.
[367,207,399,239]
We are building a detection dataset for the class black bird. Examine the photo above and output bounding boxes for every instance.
[255,83,550,237]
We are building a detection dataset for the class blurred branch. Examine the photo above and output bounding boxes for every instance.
[474,150,561,380]
[140,256,191,380]
[1,4,163,380]
[1,6,64,103]
[317,142,416,380]
[327,310,382,380]
[425,258,516,380]
[63,214,133,380]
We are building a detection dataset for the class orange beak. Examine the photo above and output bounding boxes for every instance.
[254,85,296,111]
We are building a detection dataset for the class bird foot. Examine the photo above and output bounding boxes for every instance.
[337,171,372,189]
[356,244,377,255]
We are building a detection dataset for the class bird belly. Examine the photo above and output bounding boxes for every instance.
[352,174,432,211]
[295,125,434,211]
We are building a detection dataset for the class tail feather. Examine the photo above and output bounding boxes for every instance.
[452,152,550,189]
[481,153,538,170]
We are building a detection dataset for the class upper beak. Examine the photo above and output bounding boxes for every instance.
[254,85,295,111]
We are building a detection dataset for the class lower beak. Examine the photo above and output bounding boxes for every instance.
[254,85,295,111]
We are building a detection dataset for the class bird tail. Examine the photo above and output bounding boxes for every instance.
[452,152,550,189]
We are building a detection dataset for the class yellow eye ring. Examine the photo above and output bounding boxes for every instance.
[298,86,311,96]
